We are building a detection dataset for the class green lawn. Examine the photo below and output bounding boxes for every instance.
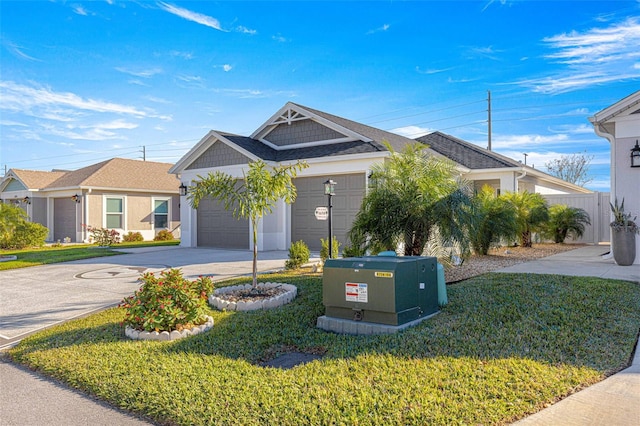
[0,240,180,271]
[8,272,640,425]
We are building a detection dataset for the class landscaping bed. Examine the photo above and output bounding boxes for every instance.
[7,270,640,425]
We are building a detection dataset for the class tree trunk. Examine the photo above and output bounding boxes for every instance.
[252,218,258,287]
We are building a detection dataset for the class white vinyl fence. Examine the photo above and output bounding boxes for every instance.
[542,192,610,244]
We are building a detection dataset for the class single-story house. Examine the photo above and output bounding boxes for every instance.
[590,90,640,264]
[0,158,181,243]
[171,102,589,252]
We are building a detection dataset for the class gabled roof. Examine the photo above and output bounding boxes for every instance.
[45,158,178,191]
[3,158,178,193]
[5,169,67,190]
[416,131,521,169]
[589,90,640,124]
[171,102,428,173]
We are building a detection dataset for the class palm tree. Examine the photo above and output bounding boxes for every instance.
[188,159,308,289]
[542,204,591,243]
[500,191,549,247]
[469,185,518,255]
[348,142,474,257]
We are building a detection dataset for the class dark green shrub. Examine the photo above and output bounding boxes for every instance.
[123,231,144,242]
[469,185,518,255]
[320,236,341,263]
[119,268,214,332]
[154,229,174,241]
[285,240,310,270]
[542,204,591,243]
[1,221,49,249]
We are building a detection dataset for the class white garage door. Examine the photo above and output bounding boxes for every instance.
[196,196,249,249]
[291,174,365,251]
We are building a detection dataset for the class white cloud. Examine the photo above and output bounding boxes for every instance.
[0,81,150,117]
[547,123,595,135]
[157,2,226,31]
[3,40,41,62]
[390,125,433,138]
[237,26,257,35]
[367,24,390,34]
[416,66,455,75]
[72,5,88,16]
[222,64,232,72]
[521,17,640,93]
[272,34,288,42]
[169,50,194,60]
[176,74,202,83]
[115,67,163,78]
[489,133,570,149]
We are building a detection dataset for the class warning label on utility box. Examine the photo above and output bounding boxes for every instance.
[374,271,393,278]
[345,282,368,303]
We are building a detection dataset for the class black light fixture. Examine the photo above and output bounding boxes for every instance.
[631,140,640,168]
[323,179,337,259]
[179,183,188,196]
[22,196,30,205]
[71,194,81,203]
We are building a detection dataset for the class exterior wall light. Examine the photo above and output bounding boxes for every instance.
[179,183,188,196]
[71,194,81,203]
[323,179,337,259]
[631,140,640,168]
[22,196,31,204]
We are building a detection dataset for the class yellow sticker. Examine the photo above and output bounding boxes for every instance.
[374,271,393,278]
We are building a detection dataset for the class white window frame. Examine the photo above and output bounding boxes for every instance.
[103,195,126,230]
[152,197,171,230]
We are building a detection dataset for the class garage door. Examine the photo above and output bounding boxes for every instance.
[291,174,365,251]
[53,198,77,242]
[197,196,249,249]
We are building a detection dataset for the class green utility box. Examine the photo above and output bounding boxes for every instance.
[322,256,439,326]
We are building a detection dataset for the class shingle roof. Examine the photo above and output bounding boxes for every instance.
[42,158,178,191]
[416,131,521,169]
[9,169,67,189]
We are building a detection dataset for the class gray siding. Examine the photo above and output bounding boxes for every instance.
[291,174,366,251]
[187,141,250,170]
[264,120,346,147]
[5,179,26,191]
[196,196,249,249]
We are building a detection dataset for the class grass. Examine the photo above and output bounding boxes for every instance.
[0,240,180,271]
[8,271,640,425]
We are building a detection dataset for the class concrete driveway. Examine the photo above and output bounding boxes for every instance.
[0,246,300,349]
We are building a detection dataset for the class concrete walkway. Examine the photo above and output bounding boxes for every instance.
[499,245,640,425]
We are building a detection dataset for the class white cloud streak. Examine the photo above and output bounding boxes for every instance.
[115,67,163,78]
[157,2,226,31]
[521,17,640,93]
[391,125,433,138]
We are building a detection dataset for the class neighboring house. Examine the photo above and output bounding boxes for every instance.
[590,90,640,264]
[170,102,590,252]
[0,158,181,243]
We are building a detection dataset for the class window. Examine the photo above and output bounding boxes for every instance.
[154,199,169,229]
[106,197,123,228]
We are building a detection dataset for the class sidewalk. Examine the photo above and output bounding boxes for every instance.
[499,245,640,425]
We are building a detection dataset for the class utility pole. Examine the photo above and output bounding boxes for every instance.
[487,90,492,151]
[141,146,146,161]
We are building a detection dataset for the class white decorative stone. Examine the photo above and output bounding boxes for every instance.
[227,301,237,311]
[170,330,182,340]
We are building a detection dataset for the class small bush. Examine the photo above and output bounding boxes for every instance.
[123,231,144,242]
[320,236,341,264]
[85,226,120,247]
[285,240,310,270]
[1,221,49,249]
[119,268,214,332]
[154,229,174,241]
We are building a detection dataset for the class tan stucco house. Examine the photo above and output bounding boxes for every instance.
[0,158,181,243]
[170,102,589,252]
[590,90,640,264]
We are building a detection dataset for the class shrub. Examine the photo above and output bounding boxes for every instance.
[85,225,120,246]
[154,229,174,241]
[285,240,310,270]
[119,268,214,332]
[1,221,49,249]
[542,204,591,243]
[123,231,144,242]
[320,236,341,264]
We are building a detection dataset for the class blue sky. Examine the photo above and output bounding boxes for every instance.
[1,1,639,191]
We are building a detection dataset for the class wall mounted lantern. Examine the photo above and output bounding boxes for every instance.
[22,196,30,205]
[71,194,81,203]
[631,140,640,168]
[179,183,188,196]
